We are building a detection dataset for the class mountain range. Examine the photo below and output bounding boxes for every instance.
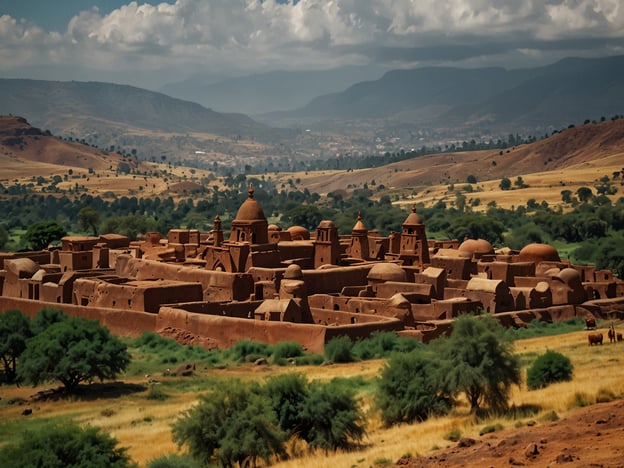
[1,55,624,157]
[261,55,624,135]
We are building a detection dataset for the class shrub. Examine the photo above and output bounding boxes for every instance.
[479,423,503,435]
[272,341,304,361]
[375,349,450,425]
[324,336,355,363]
[444,428,462,442]
[226,340,273,363]
[148,453,202,468]
[0,422,135,467]
[526,350,573,390]
[172,380,285,467]
[352,331,421,360]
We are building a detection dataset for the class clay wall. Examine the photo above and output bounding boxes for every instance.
[0,296,157,339]
[0,251,50,270]
[116,255,254,301]
[300,265,373,295]
[374,281,434,300]
[431,255,475,280]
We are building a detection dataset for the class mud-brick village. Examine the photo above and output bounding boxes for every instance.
[2,184,623,353]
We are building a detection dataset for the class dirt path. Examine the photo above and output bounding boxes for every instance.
[396,399,624,467]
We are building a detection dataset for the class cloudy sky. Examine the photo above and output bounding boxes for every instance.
[1,0,624,90]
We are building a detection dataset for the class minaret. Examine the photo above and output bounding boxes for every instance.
[314,220,341,268]
[349,212,370,260]
[399,205,429,266]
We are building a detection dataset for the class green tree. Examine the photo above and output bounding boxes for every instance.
[17,317,130,390]
[22,221,67,250]
[298,379,366,451]
[0,224,9,249]
[376,348,451,425]
[433,314,521,413]
[577,186,593,203]
[31,306,68,335]
[447,214,505,246]
[499,177,512,190]
[78,206,101,236]
[466,174,477,184]
[0,422,135,468]
[172,380,285,467]
[0,310,32,383]
[526,350,573,390]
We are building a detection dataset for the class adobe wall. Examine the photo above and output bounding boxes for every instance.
[302,265,373,295]
[0,296,157,338]
[116,255,254,301]
[157,306,328,353]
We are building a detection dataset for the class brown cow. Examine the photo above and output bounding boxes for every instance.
[585,318,597,330]
[618,333,623,342]
[588,333,603,346]
[608,325,616,343]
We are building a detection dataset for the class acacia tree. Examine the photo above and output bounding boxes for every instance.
[17,317,130,390]
[375,348,451,425]
[433,314,521,413]
[0,310,32,383]
[22,221,67,250]
[172,380,285,467]
[78,206,101,236]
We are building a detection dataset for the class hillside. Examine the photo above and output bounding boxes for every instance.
[1,115,622,211]
[266,55,624,137]
[271,119,624,209]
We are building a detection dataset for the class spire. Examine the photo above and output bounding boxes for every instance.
[248,183,254,199]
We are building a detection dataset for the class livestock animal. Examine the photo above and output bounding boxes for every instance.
[618,333,623,342]
[588,333,603,346]
[608,326,616,343]
[585,318,597,330]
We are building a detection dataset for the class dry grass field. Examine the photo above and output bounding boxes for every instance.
[1,324,623,467]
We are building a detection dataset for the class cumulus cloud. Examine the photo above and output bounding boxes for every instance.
[1,0,624,86]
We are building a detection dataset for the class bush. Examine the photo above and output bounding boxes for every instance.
[272,341,304,361]
[172,380,285,467]
[324,336,355,363]
[226,340,273,363]
[0,422,135,467]
[147,454,201,468]
[352,331,421,360]
[526,350,573,390]
[376,348,450,425]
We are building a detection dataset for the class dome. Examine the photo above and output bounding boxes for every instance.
[558,267,582,286]
[234,185,266,222]
[367,262,407,283]
[518,243,561,263]
[284,264,304,280]
[458,238,494,255]
[287,225,310,240]
[268,224,281,231]
[403,205,423,225]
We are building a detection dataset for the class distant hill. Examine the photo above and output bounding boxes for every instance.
[266,55,624,134]
[159,65,387,115]
[0,78,285,142]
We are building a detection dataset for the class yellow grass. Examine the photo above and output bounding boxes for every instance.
[1,328,623,467]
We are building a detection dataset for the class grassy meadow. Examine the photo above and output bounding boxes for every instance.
[1,321,623,467]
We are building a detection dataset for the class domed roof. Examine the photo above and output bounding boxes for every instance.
[234,185,266,222]
[558,267,582,286]
[518,243,560,263]
[352,212,367,232]
[458,238,494,255]
[403,205,423,225]
[367,262,407,283]
[268,224,281,231]
[284,264,304,280]
[287,225,310,240]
